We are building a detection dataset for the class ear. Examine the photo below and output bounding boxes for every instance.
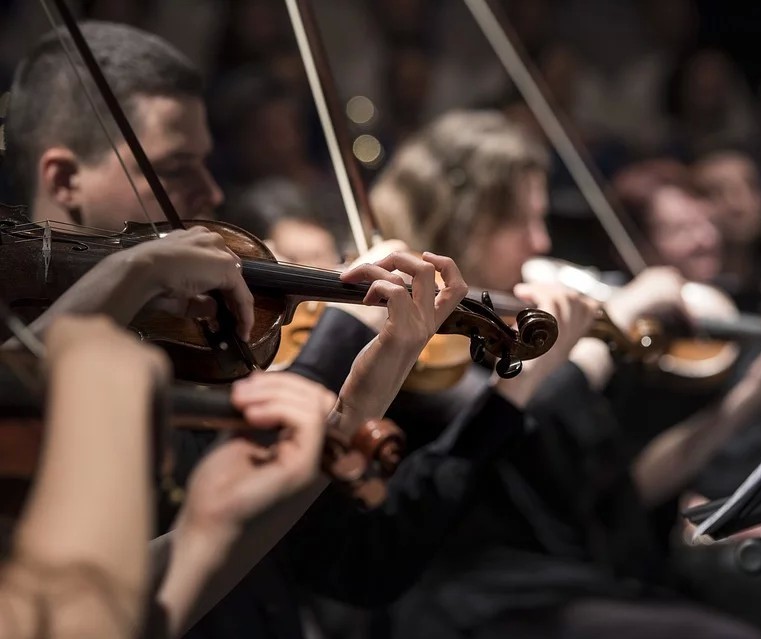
[37,147,82,212]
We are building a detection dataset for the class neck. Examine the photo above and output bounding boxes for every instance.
[30,195,78,227]
[241,260,372,304]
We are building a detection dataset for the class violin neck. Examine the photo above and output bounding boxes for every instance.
[242,260,371,304]
[466,287,530,316]
[695,314,761,341]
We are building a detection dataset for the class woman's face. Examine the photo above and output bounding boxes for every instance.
[466,169,551,291]
[647,185,723,282]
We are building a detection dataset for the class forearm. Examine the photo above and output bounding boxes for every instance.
[16,354,154,582]
[10,354,155,635]
[24,253,158,337]
[633,382,761,507]
[337,335,421,425]
[157,479,326,638]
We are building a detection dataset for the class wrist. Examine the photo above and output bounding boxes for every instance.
[338,335,421,420]
[171,510,236,576]
[116,248,166,303]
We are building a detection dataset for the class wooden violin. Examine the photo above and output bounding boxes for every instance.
[0,211,558,384]
[0,347,403,510]
[522,257,761,386]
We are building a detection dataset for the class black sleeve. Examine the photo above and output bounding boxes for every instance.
[525,361,617,449]
[284,384,525,606]
[287,307,376,394]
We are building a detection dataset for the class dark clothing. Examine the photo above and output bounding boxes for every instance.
[183,308,525,639]
[389,363,665,635]
[394,597,761,639]
[388,363,761,639]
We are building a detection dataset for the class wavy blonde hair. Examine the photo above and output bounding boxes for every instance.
[370,110,548,277]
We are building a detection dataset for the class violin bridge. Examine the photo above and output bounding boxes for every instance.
[42,221,51,281]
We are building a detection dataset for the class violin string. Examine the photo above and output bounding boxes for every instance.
[36,219,127,236]
[1,219,122,237]
[0,222,430,300]
[37,0,161,239]
[0,220,426,297]
[0,220,157,250]
[0,227,122,250]
[0,214,157,241]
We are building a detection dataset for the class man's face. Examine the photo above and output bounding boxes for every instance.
[694,154,761,245]
[648,185,723,283]
[74,94,223,231]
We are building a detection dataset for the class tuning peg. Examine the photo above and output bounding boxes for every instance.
[469,335,486,363]
[481,290,494,310]
[496,356,522,379]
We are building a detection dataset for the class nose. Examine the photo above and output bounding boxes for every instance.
[189,167,225,219]
[530,220,552,256]
[696,217,720,251]
[203,168,225,210]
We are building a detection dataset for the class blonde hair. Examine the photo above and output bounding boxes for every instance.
[370,110,548,272]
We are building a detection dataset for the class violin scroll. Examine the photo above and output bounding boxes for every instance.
[515,308,556,355]
[322,417,405,509]
[440,297,558,379]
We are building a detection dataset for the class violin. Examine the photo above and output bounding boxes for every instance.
[522,257,761,386]
[0,347,403,510]
[0,211,558,383]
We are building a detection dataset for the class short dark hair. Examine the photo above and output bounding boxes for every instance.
[5,20,203,200]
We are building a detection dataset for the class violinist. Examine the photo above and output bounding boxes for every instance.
[3,20,519,639]
[365,109,761,639]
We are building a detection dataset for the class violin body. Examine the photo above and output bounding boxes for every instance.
[271,301,326,369]
[0,349,404,511]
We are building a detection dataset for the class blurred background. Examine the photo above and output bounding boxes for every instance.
[0,0,759,273]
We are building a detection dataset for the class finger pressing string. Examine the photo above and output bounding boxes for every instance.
[422,252,467,323]
[373,252,437,312]
[340,263,406,288]
[363,279,410,309]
